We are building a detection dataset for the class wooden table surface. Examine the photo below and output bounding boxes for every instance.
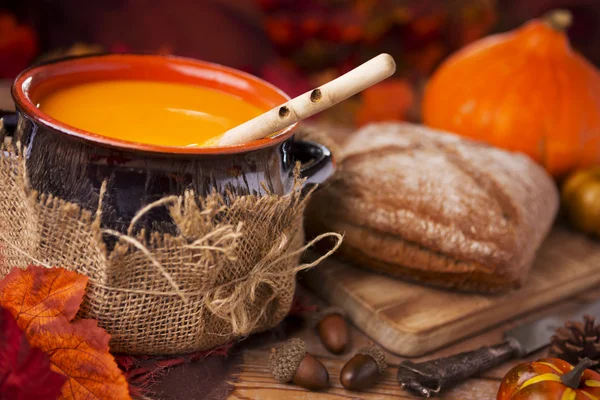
[221,283,600,400]
[144,282,600,400]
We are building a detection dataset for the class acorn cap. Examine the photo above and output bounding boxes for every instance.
[357,345,387,373]
[311,306,346,328]
[269,338,307,383]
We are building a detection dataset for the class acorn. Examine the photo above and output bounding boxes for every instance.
[340,345,387,391]
[269,338,329,391]
[313,307,349,354]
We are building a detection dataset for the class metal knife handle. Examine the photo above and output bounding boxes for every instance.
[397,338,522,397]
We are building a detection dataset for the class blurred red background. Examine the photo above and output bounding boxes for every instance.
[1,0,599,123]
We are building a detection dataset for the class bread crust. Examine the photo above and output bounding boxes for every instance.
[306,123,559,293]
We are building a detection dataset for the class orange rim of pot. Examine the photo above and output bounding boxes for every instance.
[12,53,297,155]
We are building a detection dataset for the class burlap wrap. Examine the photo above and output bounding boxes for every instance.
[0,146,341,354]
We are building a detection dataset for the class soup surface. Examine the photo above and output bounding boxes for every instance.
[38,80,266,147]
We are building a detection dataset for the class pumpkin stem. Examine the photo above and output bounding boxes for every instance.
[561,358,597,389]
[544,9,573,31]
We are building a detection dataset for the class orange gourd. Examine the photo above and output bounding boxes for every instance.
[423,10,600,178]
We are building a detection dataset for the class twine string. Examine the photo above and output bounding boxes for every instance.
[102,228,188,303]
[204,232,343,335]
[0,232,53,269]
[183,223,243,260]
[126,196,179,236]
[0,228,342,333]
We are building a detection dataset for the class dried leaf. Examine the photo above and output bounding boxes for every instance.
[0,266,131,400]
[30,319,131,400]
[0,306,66,400]
[0,266,86,332]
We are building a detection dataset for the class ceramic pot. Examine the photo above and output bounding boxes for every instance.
[4,54,332,230]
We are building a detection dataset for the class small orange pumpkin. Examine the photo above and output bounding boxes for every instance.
[355,78,414,126]
[497,358,600,400]
[423,10,600,178]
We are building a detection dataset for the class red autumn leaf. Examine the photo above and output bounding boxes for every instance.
[0,266,87,332]
[0,306,66,400]
[0,266,131,400]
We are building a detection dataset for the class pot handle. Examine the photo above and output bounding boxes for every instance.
[289,139,334,186]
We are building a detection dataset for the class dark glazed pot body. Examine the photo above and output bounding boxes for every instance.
[9,54,333,231]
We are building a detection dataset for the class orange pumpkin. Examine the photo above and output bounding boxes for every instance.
[355,78,415,126]
[423,10,600,178]
[497,358,600,400]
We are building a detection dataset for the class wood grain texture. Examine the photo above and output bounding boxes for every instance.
[303,225,600,356]
[229,350,501,400]
[224,286,600,400]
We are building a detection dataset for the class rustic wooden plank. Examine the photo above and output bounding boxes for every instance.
[150,231,600,399]
[574,285,600,302]
[229,349,501,399]
[303,226,600,356]
[226,287,600,399]
[147,259,600,399]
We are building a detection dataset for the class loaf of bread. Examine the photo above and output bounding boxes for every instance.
[306,123,559,292]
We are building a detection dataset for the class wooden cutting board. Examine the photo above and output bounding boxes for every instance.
[302,225,600,357]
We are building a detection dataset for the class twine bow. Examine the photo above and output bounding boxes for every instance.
[203,231,343,335]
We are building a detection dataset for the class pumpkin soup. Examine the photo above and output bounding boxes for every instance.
[38,80,266,147]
